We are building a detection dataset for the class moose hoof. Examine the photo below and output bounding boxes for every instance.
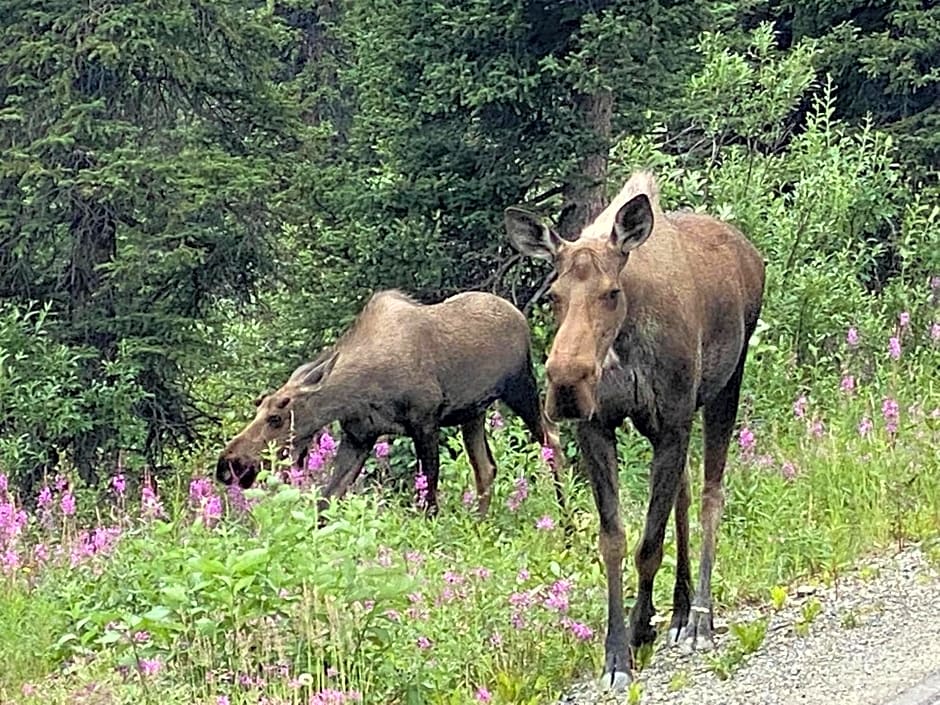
[597,670,631,693]
[679,607,715,652]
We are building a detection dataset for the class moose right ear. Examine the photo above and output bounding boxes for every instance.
[504,207,562,260]
[290,350,339,391]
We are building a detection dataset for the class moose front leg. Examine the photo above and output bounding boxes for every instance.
[629,427,691,650]
[411,424,442,515]
[317,432,377,521]
[577,420,631,692]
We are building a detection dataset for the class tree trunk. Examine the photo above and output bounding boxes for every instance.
[557,89,614,240]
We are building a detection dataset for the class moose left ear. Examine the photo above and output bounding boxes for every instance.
[611,193,654,254]
[505,207,563,260]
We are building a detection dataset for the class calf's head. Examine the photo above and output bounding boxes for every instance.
[216,352,338,488]
[505,194,654,420]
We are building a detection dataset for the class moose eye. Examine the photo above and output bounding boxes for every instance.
[266,415,283,429]
[603,289,621,302]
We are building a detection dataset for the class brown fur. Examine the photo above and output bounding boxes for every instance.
[217,290,562,516]
[506,171,765,686]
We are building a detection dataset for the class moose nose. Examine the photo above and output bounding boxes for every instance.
[216,456,235,485]
[546,355,595,388]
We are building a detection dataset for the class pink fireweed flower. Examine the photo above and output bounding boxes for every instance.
[37,485,53,511]
[309,690,363,705]
[846,327,860,348]
[809,419,825,438]
[189,477,213,507]
[133,631,150,644]
[287,465,307,487]
[306,448,326,474]
[226,485,250,513]
[781,461,798,481]
[899,311,910,329]
[516,568,530,583]
[793,395,807,419]
[138,657,162,677]
[840,374,855,394]
[889,336,901,360]
[141,481,166,519]
[488,631,502,647]
[472,566,492,580]
[506,476,528,512]
[508,589,537,610]
[54,475,68,492]
[567,620,594,641]
[416,636,432,650]
[543,590,569,613]
[33,543,49,565]
[1,548,20,574]
[475,686,493,703]
[931,322,940,343]
[373,441,390,459]
[462,490,476,508]
[536,515,555,531]
[111,474,126,497]
[489,411,504,430]
[738,426,755,454]
[376,546,393,568]
[540,445,555,463]
[21,683,36,697]
[318,431,337,456]
[858,416,874,437]
[882,398,900,434]
[0,473,7,496]
[443,570,465,585]
[414,470,428,508]
[60,491,76,517]
[217,697,230,705]
[202,495,223,527]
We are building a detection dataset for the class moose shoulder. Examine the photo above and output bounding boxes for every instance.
[217,290,561,516]
[506,171,764,691]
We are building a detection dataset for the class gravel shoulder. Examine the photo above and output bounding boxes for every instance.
[561,543,940,705]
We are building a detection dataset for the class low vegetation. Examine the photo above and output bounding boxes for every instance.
[1,295,937,704]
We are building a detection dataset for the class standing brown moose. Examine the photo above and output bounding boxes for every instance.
[217,290,562,516]
[506,171,764,690]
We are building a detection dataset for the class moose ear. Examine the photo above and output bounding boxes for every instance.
[504,207,562,260]
[291,350,339,391]
[611,194,654,254]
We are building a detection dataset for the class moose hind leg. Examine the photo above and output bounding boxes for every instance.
[461,414,497,515]
[681,357,747,651]
[501,362,565,511]
[668,466,693,645]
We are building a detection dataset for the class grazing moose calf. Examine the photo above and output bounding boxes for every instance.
[506,171,764,690]
[217,290,562,516]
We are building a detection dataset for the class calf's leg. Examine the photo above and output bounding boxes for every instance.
[411,424,442,515]
[461,414,497,515]
[502,362,566,512]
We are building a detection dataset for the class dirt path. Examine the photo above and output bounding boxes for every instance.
[561,543,940,705]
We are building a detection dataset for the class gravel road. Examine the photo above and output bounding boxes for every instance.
[560,543,940,705]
